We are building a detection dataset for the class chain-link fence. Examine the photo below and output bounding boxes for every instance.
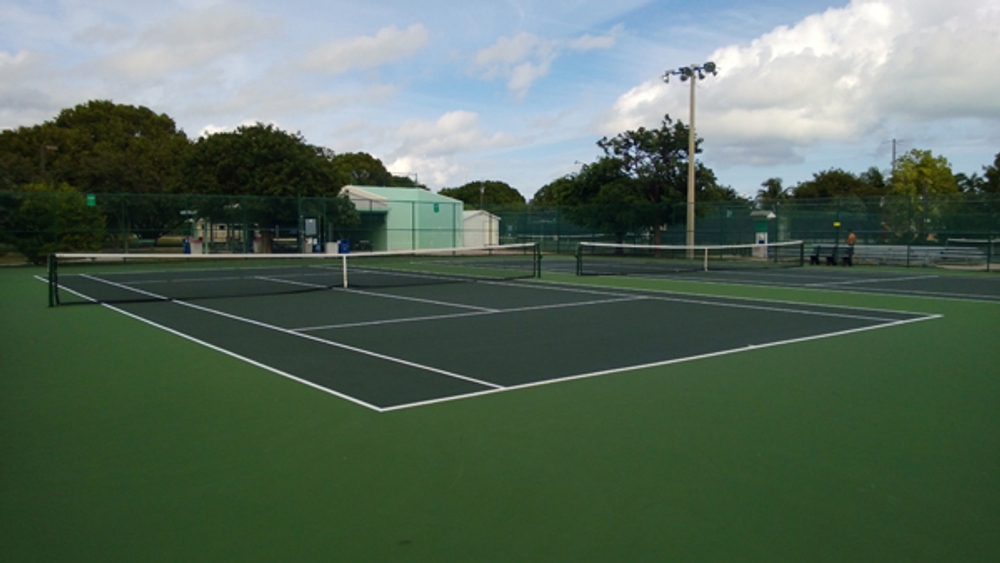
[2,190,997,269]
[0,191,466,263]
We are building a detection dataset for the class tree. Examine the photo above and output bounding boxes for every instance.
[1,183,105,263]
[182,124,357,252]
[544,157,653,243]
[438,181,526,209]
[0,100,193,245]
[49,100,191,195]
[883,150,961,240]
[793,169,870,199]
[981,152,1000,195]
[328,152,394,187]
[955,172,985,194]
[756,178,787,203]
[596,114,714,244]
[858,167,890,195]
[530,176,574,206]
[890,149,959,197]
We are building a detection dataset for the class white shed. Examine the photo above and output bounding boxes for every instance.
[463,210,500,247]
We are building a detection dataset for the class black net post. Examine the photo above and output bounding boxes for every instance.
[47,253,58,307]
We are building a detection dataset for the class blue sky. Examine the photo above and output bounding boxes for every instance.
[1,0,998,199]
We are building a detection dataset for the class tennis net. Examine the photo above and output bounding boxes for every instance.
[576,241,805,276]
[48,243,540,306]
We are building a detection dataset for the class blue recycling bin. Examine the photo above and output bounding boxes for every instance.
[182,238,191,254]
[338,239,350,254]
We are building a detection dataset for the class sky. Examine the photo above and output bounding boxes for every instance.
[1,0,998,200]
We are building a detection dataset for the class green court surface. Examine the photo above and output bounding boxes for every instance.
[2,265,999,561]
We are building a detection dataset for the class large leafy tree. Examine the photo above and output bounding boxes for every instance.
[438,181,526,209]
[890,149,959,197]
[884,149,960,239]
[793,169,872,199]
[596,114,719,244]
[329,152,394,187]
[182,123,357,252]
[0,100,192,244]
[0,100,190,193]
[555,157,650,242]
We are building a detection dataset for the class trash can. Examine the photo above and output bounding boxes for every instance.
[338,239,350,254]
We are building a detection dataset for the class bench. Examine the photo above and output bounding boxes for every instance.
[848,245,987,267]
[810,245,853,266]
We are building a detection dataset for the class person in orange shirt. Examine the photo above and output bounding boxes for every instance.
[845,230,857,265]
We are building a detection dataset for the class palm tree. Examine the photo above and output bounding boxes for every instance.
[756,177,787,202]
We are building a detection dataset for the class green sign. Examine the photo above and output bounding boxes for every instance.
[86,194,96,207]
[433,203,439,213]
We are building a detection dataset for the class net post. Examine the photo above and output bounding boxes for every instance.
[702,247,708,271]
[575,243,582,276]
[341,253,348,289]
[47,253,57,307]
[535,243,542,278]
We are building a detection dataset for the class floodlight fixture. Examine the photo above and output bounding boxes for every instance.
[661,62,718,249]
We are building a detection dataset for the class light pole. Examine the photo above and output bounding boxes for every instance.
[663,62,717,248]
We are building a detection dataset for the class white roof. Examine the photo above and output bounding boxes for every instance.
[462,210,499,220]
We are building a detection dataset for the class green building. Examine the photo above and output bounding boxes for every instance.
[338,186,465,251]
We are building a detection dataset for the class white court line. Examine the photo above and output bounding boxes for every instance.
[380,312,943,412]
[38,275,384,410]
[560,272,1000,304]
[100,302,386,412]
[296,310,497,331]
[342,287,498,312]
[524,278,944,317]
[75,274,504,392]
[805,274,940,287]
[503,279,909,323]
[81,274,169,300]
[254,275,328,289]
[293,295,647,331]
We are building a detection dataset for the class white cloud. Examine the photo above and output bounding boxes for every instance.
[392,110,518,157]
[0,50,57,123]
[474,26,620,99]
[602,0,1000,167]
[384,110,521,186]
[102,6,278,82]
[301,24,429,74]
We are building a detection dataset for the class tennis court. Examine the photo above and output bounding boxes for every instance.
[550,241,1000,303]
[44,261,937,410]
[2,247,998,562]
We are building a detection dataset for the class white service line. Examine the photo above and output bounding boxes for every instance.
[516,279,909,322]
[173,300,504,390]
[293,295,647,331]
[805,274,940,287]
[342,287,498,312]
[253,275,327,289]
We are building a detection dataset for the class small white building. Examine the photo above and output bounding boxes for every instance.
[463,210,500,247]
